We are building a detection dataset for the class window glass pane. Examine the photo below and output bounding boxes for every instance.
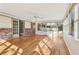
[69,9,74,36]
[78,4,79,38]
[13,20,18,34]
[68,13,71,35]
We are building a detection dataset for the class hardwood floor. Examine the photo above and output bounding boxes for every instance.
[0,35,70,55]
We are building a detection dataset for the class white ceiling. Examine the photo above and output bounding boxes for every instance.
[0,3,69,22]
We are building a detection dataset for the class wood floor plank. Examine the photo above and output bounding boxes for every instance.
[7,35,70,55]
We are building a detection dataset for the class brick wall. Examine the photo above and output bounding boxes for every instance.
[0,28,12,40]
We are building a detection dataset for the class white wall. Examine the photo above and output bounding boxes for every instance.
[25,21,31,28]
[63,4,79,55]
[0,16,12,28]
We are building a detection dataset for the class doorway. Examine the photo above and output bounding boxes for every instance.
[19,20,25,36]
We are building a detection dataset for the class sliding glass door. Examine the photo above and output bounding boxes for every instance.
[13,20,19,38]
[13,19,25,37]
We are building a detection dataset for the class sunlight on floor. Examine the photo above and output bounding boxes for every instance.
[53,31,59,42]
[47,30,59,43]
[0,39,23,55]
[32,29,60,55]
[33,37,54,55]
[48,32,53,39]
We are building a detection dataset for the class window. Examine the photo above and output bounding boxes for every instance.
[68,13,71,35]
[13,20,19,34]
[69,9,74,36]
[71,9,74,36]
[78,21,79,38]
[37,23,56,31]
[78,4,79,38]
[58,25,63,31]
